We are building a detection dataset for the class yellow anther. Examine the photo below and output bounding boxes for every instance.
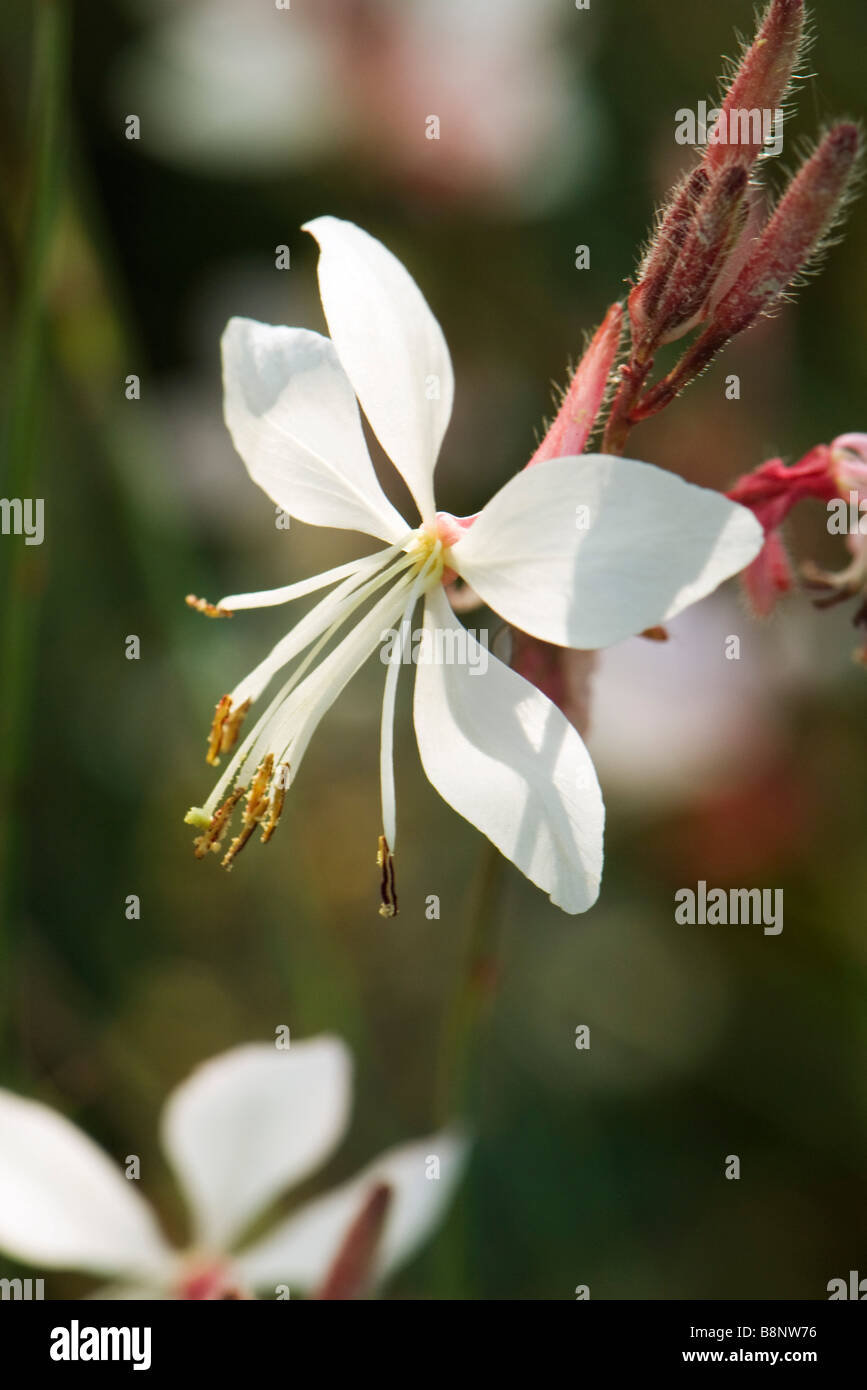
[221,756,275,868]
[206,695,251,766]
[186,594,233,619]
[191,785,246,859]
[261,763,290,843]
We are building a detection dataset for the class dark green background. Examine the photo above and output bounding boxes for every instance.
[1,0,865,1298]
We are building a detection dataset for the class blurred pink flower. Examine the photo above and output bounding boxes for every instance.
[728,433,867,661]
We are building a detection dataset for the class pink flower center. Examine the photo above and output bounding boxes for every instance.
[175,1258,249,1300]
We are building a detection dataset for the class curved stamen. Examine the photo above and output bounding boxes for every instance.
[379,543,443,859]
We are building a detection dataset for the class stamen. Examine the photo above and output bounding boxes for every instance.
[186,594,233,618]
[221,698,251,757]
[206,695,251,766]
[190,785,247,858]
[191,535,444,882]
[377,542,442,900]
[200,550,421,813]
[261,762,290,843]
[377,834,398,918]
[207,696,231,765]
[222,756,274,869]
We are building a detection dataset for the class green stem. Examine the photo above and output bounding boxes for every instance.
[434,839,504,1123]
[0,0,68,1064]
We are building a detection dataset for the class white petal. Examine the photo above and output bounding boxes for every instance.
[451,454,764,648]
[160,1039,351,1252]
[304,216,454,523]
[222,318,407,542]
[235,1130,466,1293]
[413,588,604,914]
[0,1090,172,1278]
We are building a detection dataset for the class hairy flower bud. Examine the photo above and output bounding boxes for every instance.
[711,124,860,339]
[705,0,805,173]
[632,125,860,423]
[629,168,709,346]
[654,165,749,344]
[528,302,623,464]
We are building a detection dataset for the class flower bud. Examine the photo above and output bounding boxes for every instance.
[528,302,623,465]
[711,124,860,339]
[653,165,749,345]
[315,1183,393,1300]
[629,168,709,346]
[705,0,805,173]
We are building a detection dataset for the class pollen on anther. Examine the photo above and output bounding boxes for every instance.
[221,755,275,869]
[377,834,398,918]
[206,695,251,767]
[186,594,233,619]
[261,762,290,843]
[191,785,246,859]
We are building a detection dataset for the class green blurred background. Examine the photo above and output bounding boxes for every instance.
[1,0,865,1299]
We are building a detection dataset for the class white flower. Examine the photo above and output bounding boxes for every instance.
[0,1038,464,1300]
[185,216,762,915]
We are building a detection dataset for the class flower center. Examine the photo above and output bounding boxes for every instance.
[407,513,465,587]
[174,1255,251,1300]
[405,523,446,588]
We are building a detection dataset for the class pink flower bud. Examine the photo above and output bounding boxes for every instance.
[629,168,709,345]
[634,125,861,422]
[705,0,805,173]
[527,302,623,465]
[653,165,749,345]
[711,124,860,339]
[315,1182,392,1301]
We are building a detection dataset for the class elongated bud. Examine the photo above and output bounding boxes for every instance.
[628,167,709,345]
[712,123,860,338]
[653,165,749,344]
[527,302,623,464]
[705,0,805,172]
[315,1183,392,1301]
[633,124,861,422]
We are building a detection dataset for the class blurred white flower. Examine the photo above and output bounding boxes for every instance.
[117,0,598,209]
[185,217,761,915]
[586,594,789,804]
[0,1037,464,1299]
